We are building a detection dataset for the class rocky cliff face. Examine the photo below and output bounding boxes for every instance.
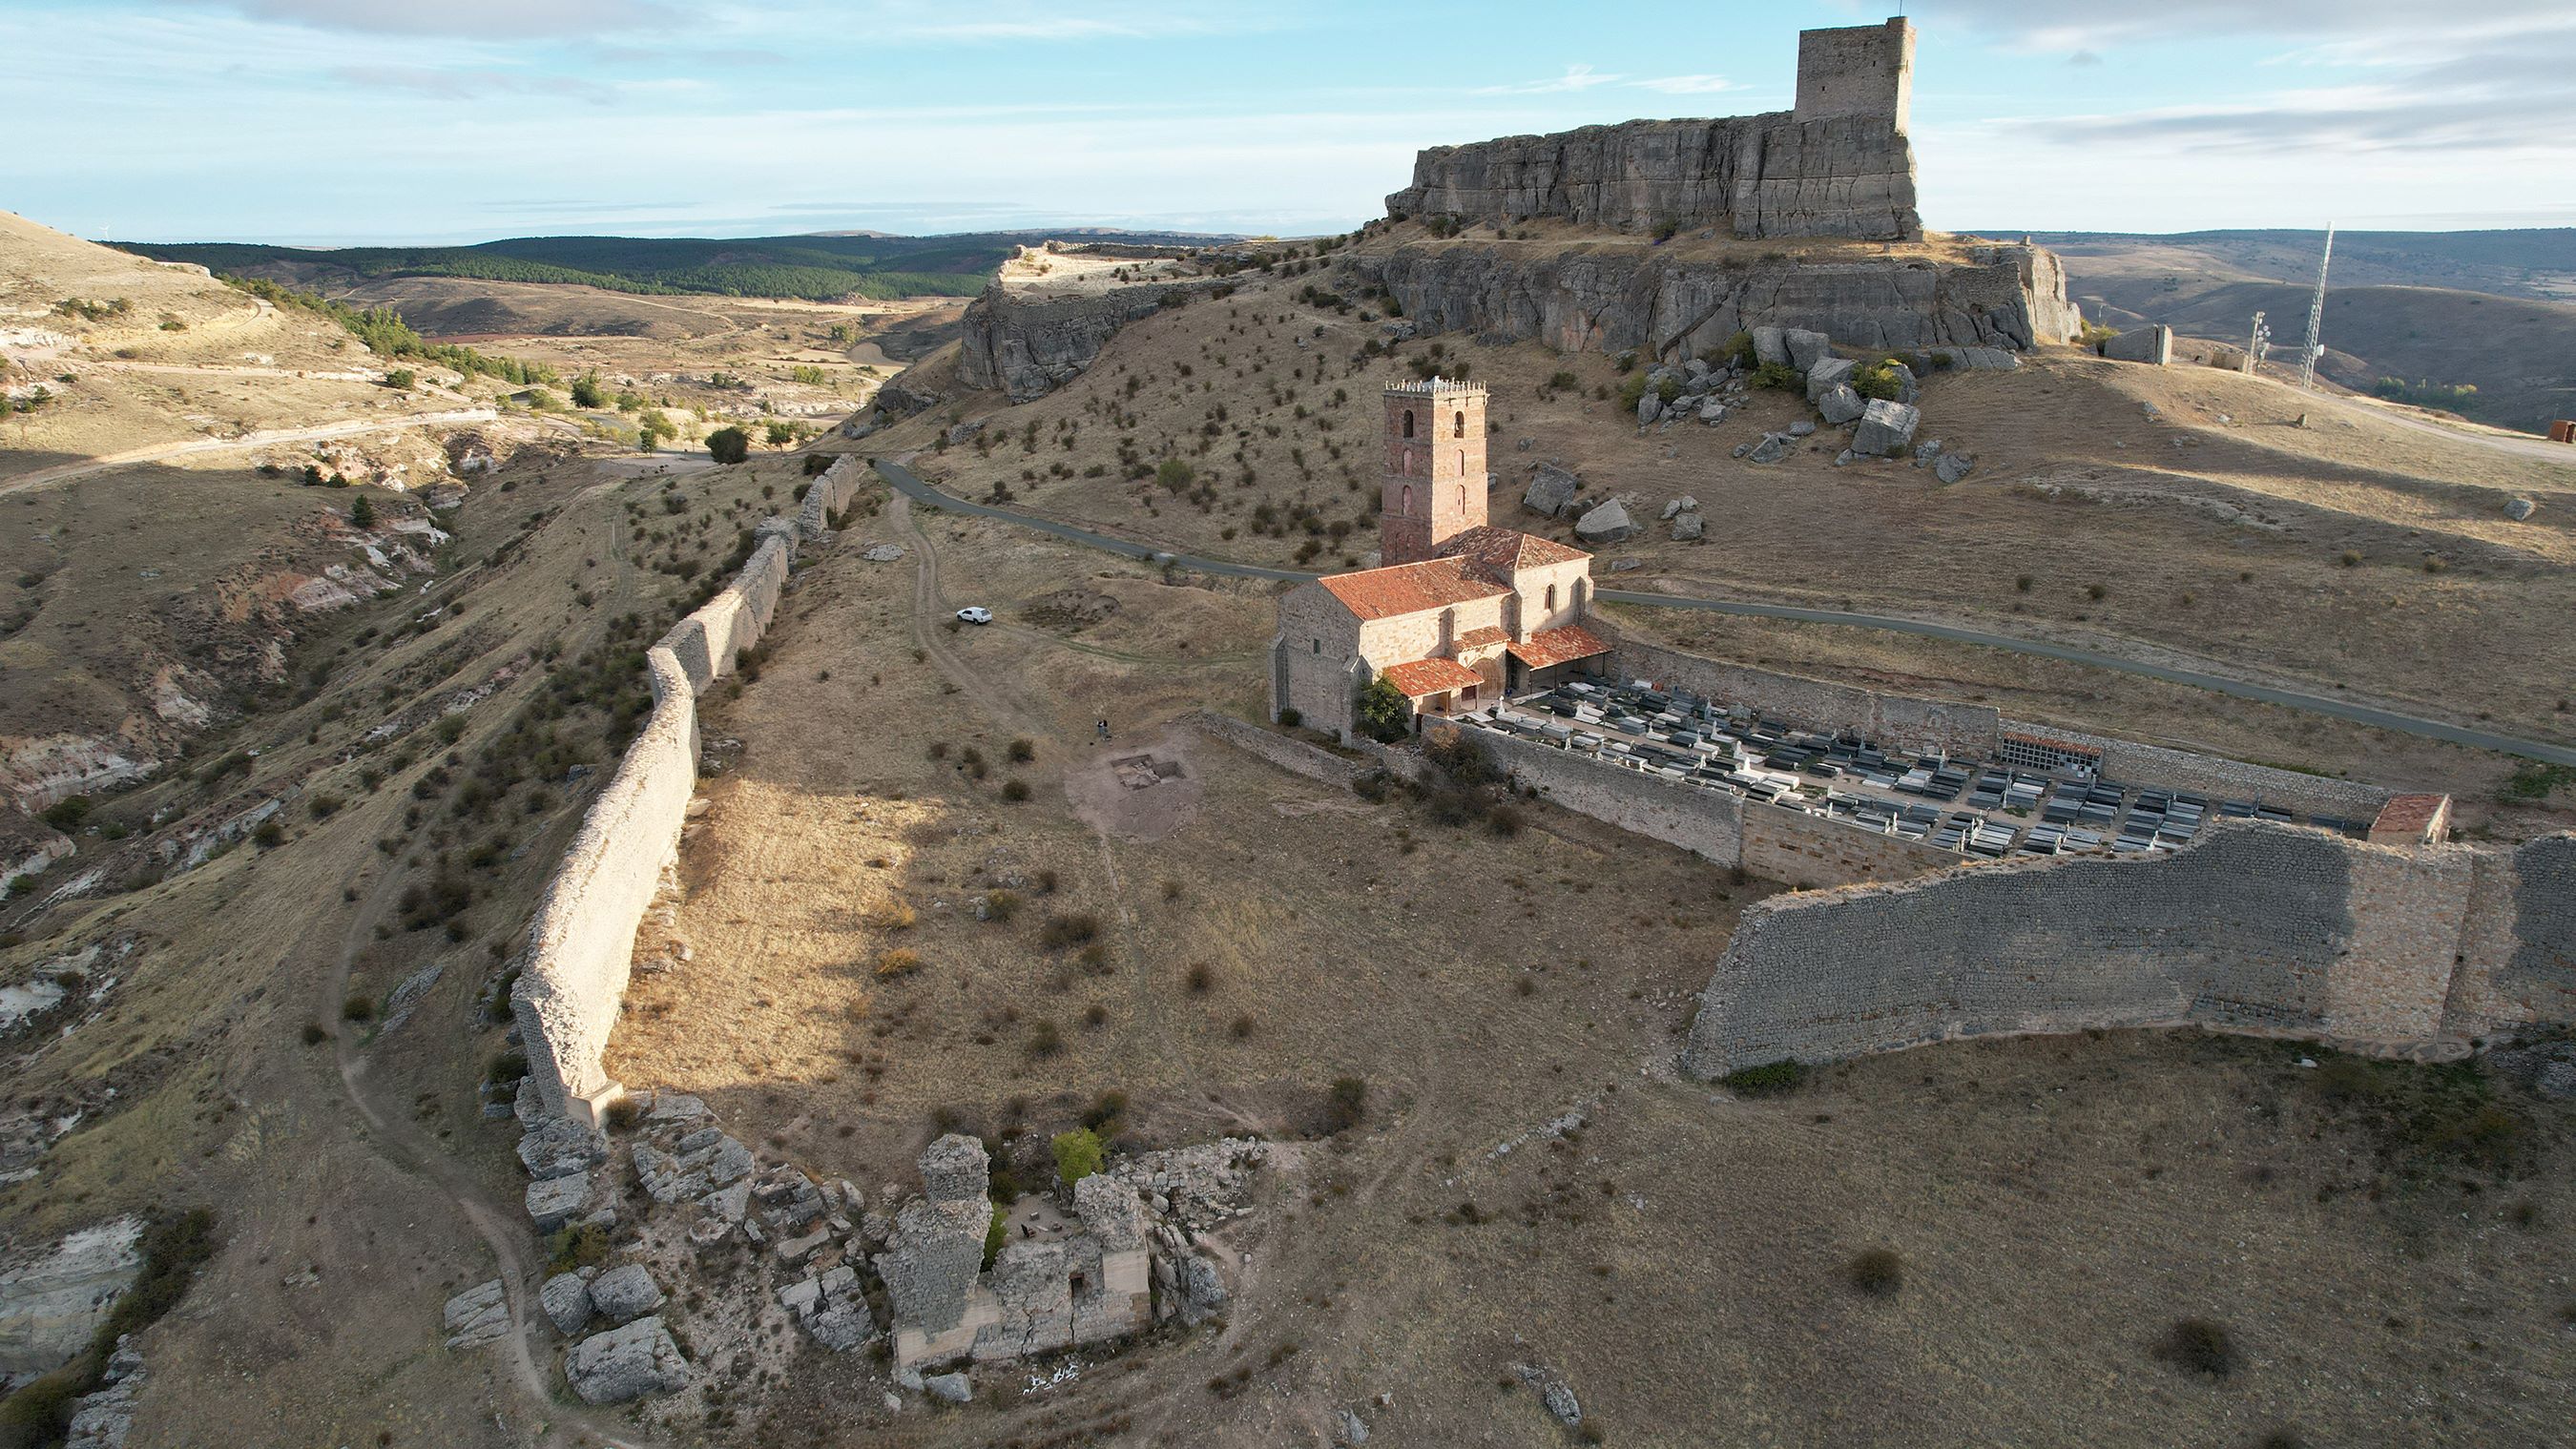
[1342,241,2080,360]
[1386,114,1920,242]
[957,280,1218,403]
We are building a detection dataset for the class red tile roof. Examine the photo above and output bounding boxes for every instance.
[1379,656,1486,698]
[1315,558,1507,620]
[1507,623,1613,671]
[1438,526,1589,583]
[1454,625,1508,650]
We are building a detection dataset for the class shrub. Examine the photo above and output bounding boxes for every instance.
[301,1021,328,1046]
[39,796,90,831]
[1039,912,1102,949]
[705,426,751,465]
[1277,707,1302,727]
[866,900,917,930]
[1001,778,1030,802]
[1008,737,1036,763]
[545,1223,612,1274]
[984,890,1021,922]
[1486,803,1526,837]
[602,1097,643,1131]
[485,1050,529,1086]
[1752,362,1803,391]
[1186,963,1214,993]
[2155,1318,2236,1377]
[1721,330,1756,368]
[1027,1019,1064,1058]
[1719,1060,1807,1096]
[1354,677,1412,743]
[1846,1247,1903,1297]
[983,1202,1009,1270]
[1324,1076,1367,1134]
[1849,360,1906,402]
[341,994,375,1023]
[1052,1128,1105,1186]
[1229,1013,1256,1039]
[874,948,923,979]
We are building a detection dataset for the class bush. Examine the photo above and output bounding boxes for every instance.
[301,1021,328,1046]
[1721,330,1756,368]
[874,947,923,979]
[1324,1076,1367,1134]
[983,1201,1009,1270]
[1719,1060,1807,1096]
[1846,1247,1903,1296]
[1277,707,1302,727]
[341,994,375,1023]
[1751,362,1803,391]
[1027,1019,1064,1058]
[1002,778,1030,802]
[802,452,833,476]
[1354,677,1412,743]
[1039,912,1102,949]
[39,796,90,831]
[1008,737,1036,763]
[1849,360,1906,402]
[2155,1317,2236,1377]
[1052,1128,1105,1186]
[545,1223,612,1274]
[705,426,752,465]
[983,890,1021,922]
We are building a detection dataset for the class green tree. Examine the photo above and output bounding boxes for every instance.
[1155,458,1195,492]
[381,367,415,391]
[705,425,751,465]
[570,372,608,408]
[762,420,798,449]
[1051,1128,1105,1187]
[1355,676,1413,742]
[348,495,377,528]
[636,409,674,451]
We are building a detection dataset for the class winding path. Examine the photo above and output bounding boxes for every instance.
[869,458,2576,767]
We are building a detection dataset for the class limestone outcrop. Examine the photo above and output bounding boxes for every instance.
[957,280,1218,403]
[1387,114,1919,242]
[1340,241,2079,361]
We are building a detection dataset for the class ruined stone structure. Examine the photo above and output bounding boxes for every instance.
[511,459,868,1124]
[1272,383,1610,739]
[1684,823,2576,1077]
[874,1136,1152,1369]
[1387,19,1921,241]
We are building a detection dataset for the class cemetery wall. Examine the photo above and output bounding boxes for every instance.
[1613,643,2001,757]
[1998,718,2393,821]
[1737,799,1963,888]
[511,516,806,1123]
[1476,728,1745,867]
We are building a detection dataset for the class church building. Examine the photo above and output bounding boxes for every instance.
[1269,379,1610,741]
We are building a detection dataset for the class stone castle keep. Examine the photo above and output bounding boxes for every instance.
[1270,380,1610,739]
[1388,17,1922,241]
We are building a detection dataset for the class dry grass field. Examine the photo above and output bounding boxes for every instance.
[591,509,2576,1449]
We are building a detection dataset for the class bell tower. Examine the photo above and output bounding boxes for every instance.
[1379,379,1487,565]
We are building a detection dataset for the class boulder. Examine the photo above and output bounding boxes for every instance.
[1174,1253,1229,1326]
[1934,451,1975,484]
[2505,496,2537,522]
[2103,324,2172,365]
[1746,433,1790,464]
[1817,384,1866,426]
[1751,325,1789,367]
[779,1265,877,1352]
[526,1171,591,1233]
[1886,361,1922,404]
[1804,357,1855,403]
[1851,399,1921,457]
[1671,512,1705,542]
[1522,463,1580,518]
[588,1264,665,1326]
[1788,421,1817,438]
[1635,391,1662,426]
[1574,499,1637,544]
[924,1372,973,1405]
[539,1273,593,1335]
[1696,399,1728,424]
[1950,346,2021,371]
[517,1117,607,1181]
[442,1280,509,1350]
[1658,499,1682,521]
[566,1315,691,1404]
[1783,329,1831,373]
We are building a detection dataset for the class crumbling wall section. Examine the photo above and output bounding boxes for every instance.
[796,455,864,539]
[1684,823,2569,1079]
[1477,727,1745,867]
[511,517,808,1122]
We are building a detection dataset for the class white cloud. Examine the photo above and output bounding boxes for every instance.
[1474,64,1623,96]
[1631,74,1732,95]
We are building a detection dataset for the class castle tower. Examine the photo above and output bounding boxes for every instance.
[1794,17,1916,135]
[1379,379,1486,565]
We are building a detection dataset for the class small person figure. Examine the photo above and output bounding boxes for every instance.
[1096,718,1111,742]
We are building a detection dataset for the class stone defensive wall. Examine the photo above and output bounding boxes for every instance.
[1187,711,1430,790]
[511,460,864,1123]
[1468,726,1959,889]
[1995,718,2393,823]
[1683,823,2576,1079]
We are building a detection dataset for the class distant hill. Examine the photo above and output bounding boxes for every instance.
[1976,228,2576,435]
[105,229,1236,306]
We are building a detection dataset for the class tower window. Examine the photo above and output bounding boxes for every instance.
[1546,583,1557,611]
[1400,484,1413,514]
[1312,638,1320,654]
[1402,409,1415,439]
[1453,410,1465,438]
[1457,485,1465,512]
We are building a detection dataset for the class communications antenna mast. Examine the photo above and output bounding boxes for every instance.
[2297,225,2335,389]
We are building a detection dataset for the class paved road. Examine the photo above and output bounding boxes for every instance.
[870,458,2576,766]
[0,406,503,495]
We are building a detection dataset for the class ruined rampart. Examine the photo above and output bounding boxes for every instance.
[1684,824,2576,1078]
[509,468,850,1121]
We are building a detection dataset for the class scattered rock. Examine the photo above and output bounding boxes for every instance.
[517,1117,608,1181]
[588,1264,665,1326]
[2505,496,2537,522]
[861,544,907,563]
[1573,499,1637,544]
[1522,462,1580,518]
[566,1314,692,1404]
[1787,420,1817,438]
[1336,1407,1372,1445]
[779,1265,878,1352]
[1783,328,1830,373]
[1803,357,1855,403]
[1817,384,1865,426]
[1851,399,1921,457]
[1746,433,1790,465]
[1696,399,1728,424]
[526,1171,591,1233]
[1671,512,1705,542]
[441,1280,509,1350]
[1635,391,1662,426]
[539,1273,593,1335]
[924,1371,973,1404]
[1751,326,1788,367]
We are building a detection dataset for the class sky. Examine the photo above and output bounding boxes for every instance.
[5,0,2572,245]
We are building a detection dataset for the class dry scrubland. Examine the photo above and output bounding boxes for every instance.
[596,510,2576,1447]
[0,440,830,1446]
[873,238,2576,750]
